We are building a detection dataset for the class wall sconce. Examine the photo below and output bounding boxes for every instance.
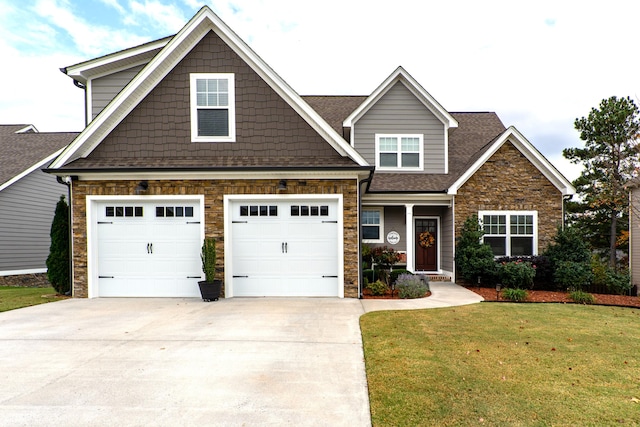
[135,180,148,194]
[278,180,287,191]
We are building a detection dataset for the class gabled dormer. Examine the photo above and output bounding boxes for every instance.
[343,67,458,174]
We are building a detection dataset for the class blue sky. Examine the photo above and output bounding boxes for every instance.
[1,0,638,181]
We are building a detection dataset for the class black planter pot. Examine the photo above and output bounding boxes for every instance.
[198,280,222,301]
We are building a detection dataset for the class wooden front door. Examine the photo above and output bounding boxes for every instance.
[415,219,438,271]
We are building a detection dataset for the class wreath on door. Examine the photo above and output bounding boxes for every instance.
[418,231,435,249]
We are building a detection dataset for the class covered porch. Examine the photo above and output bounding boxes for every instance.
[362,193,455,281]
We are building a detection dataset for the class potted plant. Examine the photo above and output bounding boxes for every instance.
[198,237,222,301]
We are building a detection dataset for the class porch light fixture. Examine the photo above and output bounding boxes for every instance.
[278,180,287,191]
[135,180,149,194]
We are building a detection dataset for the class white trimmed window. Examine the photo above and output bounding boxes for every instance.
[362,208,384,243]
[190,73,235,142]
[479,211,538,257]
[375,134,423,170]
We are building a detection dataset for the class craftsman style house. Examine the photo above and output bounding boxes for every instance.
[46,6,574,298]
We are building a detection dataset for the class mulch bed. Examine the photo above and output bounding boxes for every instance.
[466,286,640,308]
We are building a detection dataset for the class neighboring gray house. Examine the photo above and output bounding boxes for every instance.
[0,125,78,278]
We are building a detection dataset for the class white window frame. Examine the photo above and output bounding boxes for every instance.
[374,134,424,171]
[479,210,538,257]
[190,73,236,142]
[362,207,384,243]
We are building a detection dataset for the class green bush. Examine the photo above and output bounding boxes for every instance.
[200,237,216,282]
[367,280,389,296]
[363,269,376,283]
[455,215,497,284]
[569,290,595,304]
[544,226,591,265]
[605,270,632,295]
[390,269,410,284]
[501,288,528,302]
[395,274,429,299]
[46,196,70,295]
[498,261,536,289]
[553,261,593,291]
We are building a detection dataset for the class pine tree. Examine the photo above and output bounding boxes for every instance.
[46,196,70,294]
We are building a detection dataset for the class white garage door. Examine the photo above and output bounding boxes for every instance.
[96,200,202,297]
[230,199,340,297]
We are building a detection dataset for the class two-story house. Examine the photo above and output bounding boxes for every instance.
[46,6,574,299]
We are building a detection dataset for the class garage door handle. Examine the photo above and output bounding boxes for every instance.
[147,243,150,254]
[187,276,201,278]
[322,220,338,223]
[150,243,153,254]
[285,242,288,253]
[323,275,338,278]
[99,276,114,278]
[233,275,249,278]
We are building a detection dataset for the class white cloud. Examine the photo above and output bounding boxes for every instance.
[127,1,189,34]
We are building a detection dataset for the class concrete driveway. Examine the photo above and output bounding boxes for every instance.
[0,298,370,426]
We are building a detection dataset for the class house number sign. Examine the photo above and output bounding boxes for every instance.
[386,231,400,245]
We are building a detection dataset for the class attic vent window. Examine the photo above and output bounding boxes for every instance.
[190,73,235,142]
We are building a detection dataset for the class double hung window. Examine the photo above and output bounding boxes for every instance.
[375,134,423,170]
[190,73,235,142]
[362,208,383,242]
[480,211,537,257]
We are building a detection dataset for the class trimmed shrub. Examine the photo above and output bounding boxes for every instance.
[395,273,429,299]
[367,280,388,296]
[544,226,591,265]
[554,261,593,291]
[455,215,497,284]
[496,255,553,290]
[390,269,410,285]
[498,260,536,289]
[46,196,70,295]
[501,288,528,302]
[569,290,595,304]
[363,269,376,283]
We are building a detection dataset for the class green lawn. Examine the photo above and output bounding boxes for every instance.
[361,303,640,426]
[0,286,65,312]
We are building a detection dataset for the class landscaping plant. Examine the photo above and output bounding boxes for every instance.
[498,260,536,289]
[394,273,429,299]
[367,280,388,296]
[46,196,70,295]
[455,215,496,284]
[553,260,593,291]
[500,287,528,302]
[569,290,595,304]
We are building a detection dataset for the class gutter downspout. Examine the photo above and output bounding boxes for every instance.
[358,169,374,299]
[56,175,75,296]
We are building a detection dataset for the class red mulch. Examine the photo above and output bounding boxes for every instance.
[466,286,640,308]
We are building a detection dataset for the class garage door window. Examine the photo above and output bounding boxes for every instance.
[290,205,329,216]
[240,205,278,216]
[155,206,194,218]
[105,206,143,217]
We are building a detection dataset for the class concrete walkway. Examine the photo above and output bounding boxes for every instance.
[360,281,484,313]
[0,282,481,427]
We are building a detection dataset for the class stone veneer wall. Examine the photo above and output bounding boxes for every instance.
[455,141,563,253]
[70,178,359,298]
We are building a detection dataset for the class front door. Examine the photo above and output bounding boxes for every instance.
[415,218,438,271]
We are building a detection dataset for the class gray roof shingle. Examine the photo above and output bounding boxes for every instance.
[0,125,78,187]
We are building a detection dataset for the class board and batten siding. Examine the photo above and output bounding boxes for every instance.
[353,81,446,173]
[0,170,66,274]
[91,65,145,120]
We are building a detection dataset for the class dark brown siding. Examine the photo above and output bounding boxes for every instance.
[88,31,345,164]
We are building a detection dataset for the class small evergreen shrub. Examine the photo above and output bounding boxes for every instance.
[46,196,70,295]
[569,290,595,304]
[498,260,536,289]
[367,280,389,296]
[395,273,429,299]
[497,255,553,289]
[501,288,528,302]
[363,269,376,283]
[455,215,497,284]
[553,261,593,291]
